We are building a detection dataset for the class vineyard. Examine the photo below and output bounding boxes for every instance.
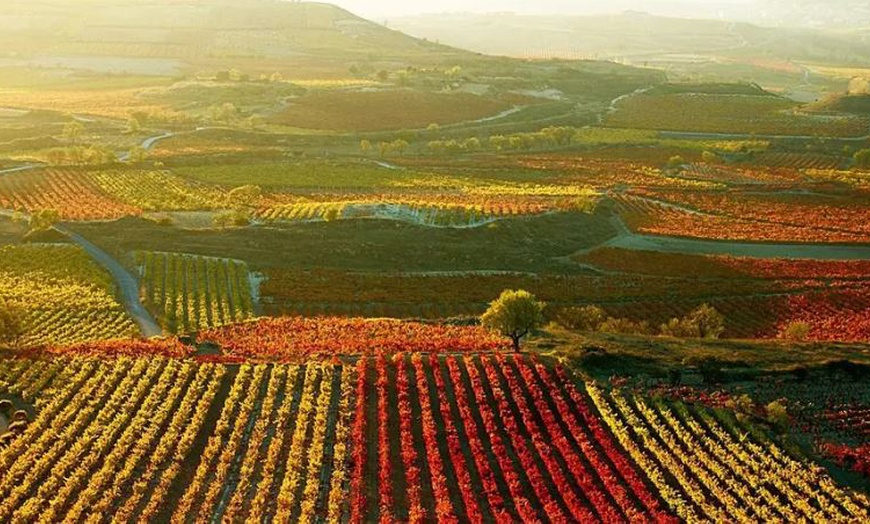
[257,201,525,227]
[255,265,870,341]
[136,251,256,335]
[604,91,870,137]
[0,244,136,346]
[197,317,511,362]
[613,192,870,243]
[0,168,224,220]
[269,90,511,132]
[574,248,870,341]
[0,353,867,521]
[0,168,140,221]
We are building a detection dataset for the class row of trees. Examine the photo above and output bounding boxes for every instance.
[555,303,726,339]
[481,291,726,351]
[361,126,578,158]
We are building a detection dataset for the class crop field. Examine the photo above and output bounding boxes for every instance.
[0,168,226,220]
[0,244,136,347]
[256,197,553,226]
[1,353,867,521]
[614,191,870,243]
[197,317,511,362]
[269,90,512,132]
[0,87,177,120]
[604,92,870,136]
[4,1,870,519]
[136,252,257,335]
[175,161,418,190]
[0,169,141,221]
[754,152,846,170]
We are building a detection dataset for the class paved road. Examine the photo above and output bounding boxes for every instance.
[53,226,163,337]
[117,131,175,162]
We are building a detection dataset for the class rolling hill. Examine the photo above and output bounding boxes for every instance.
[0,0,468,78]
[391,11,870,65]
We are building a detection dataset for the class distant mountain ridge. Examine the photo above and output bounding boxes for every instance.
[390,11,870,65]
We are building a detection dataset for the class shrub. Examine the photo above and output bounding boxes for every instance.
[659,304,725,339]
[598,317,651,336]
[667,155,686,169]
[554,305,607,331]
[213,210,251,228]
[659,317,700,338]
[854,148,870,169]
[766,400,789,431]
[28,209,61,233]
[688,304,725,339]
[779,321,811,341]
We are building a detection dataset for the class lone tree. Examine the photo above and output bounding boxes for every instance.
[481,289,545,351]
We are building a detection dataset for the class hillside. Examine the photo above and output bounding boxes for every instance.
[391,11,870,65]
[0,0,466,78]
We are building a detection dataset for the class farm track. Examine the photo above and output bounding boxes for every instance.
[54,226,163,337]
[574,213,870,261]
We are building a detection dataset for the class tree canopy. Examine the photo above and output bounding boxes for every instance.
[481,289,545,351]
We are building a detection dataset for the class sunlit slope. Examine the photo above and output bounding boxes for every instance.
[392,11,870,65]
[0,1,465,75]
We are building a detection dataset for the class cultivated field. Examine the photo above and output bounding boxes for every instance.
[1,352,868,521]
[2,0,870,520]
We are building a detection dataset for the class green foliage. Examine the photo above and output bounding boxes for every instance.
[765,400,789,431]
[0,302,27,349]
[853,148,870,169]
[62,121,84,144]
[688,304,726,339]
[554,305,607,331]
[481,289,545,351]
[227,185,263,209]
[598,317,652,336]
[660,304,725,339]
[126,145,148,164]
[212,210,251,228]
[725,394,756,416]
[43,145,117,166]
[29,209,61,232]
[780,321,811,342]
[682,355,726,384]
[667,155,686,169]
[659,317,700,338]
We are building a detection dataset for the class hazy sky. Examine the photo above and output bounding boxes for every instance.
[326,0,751,19]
